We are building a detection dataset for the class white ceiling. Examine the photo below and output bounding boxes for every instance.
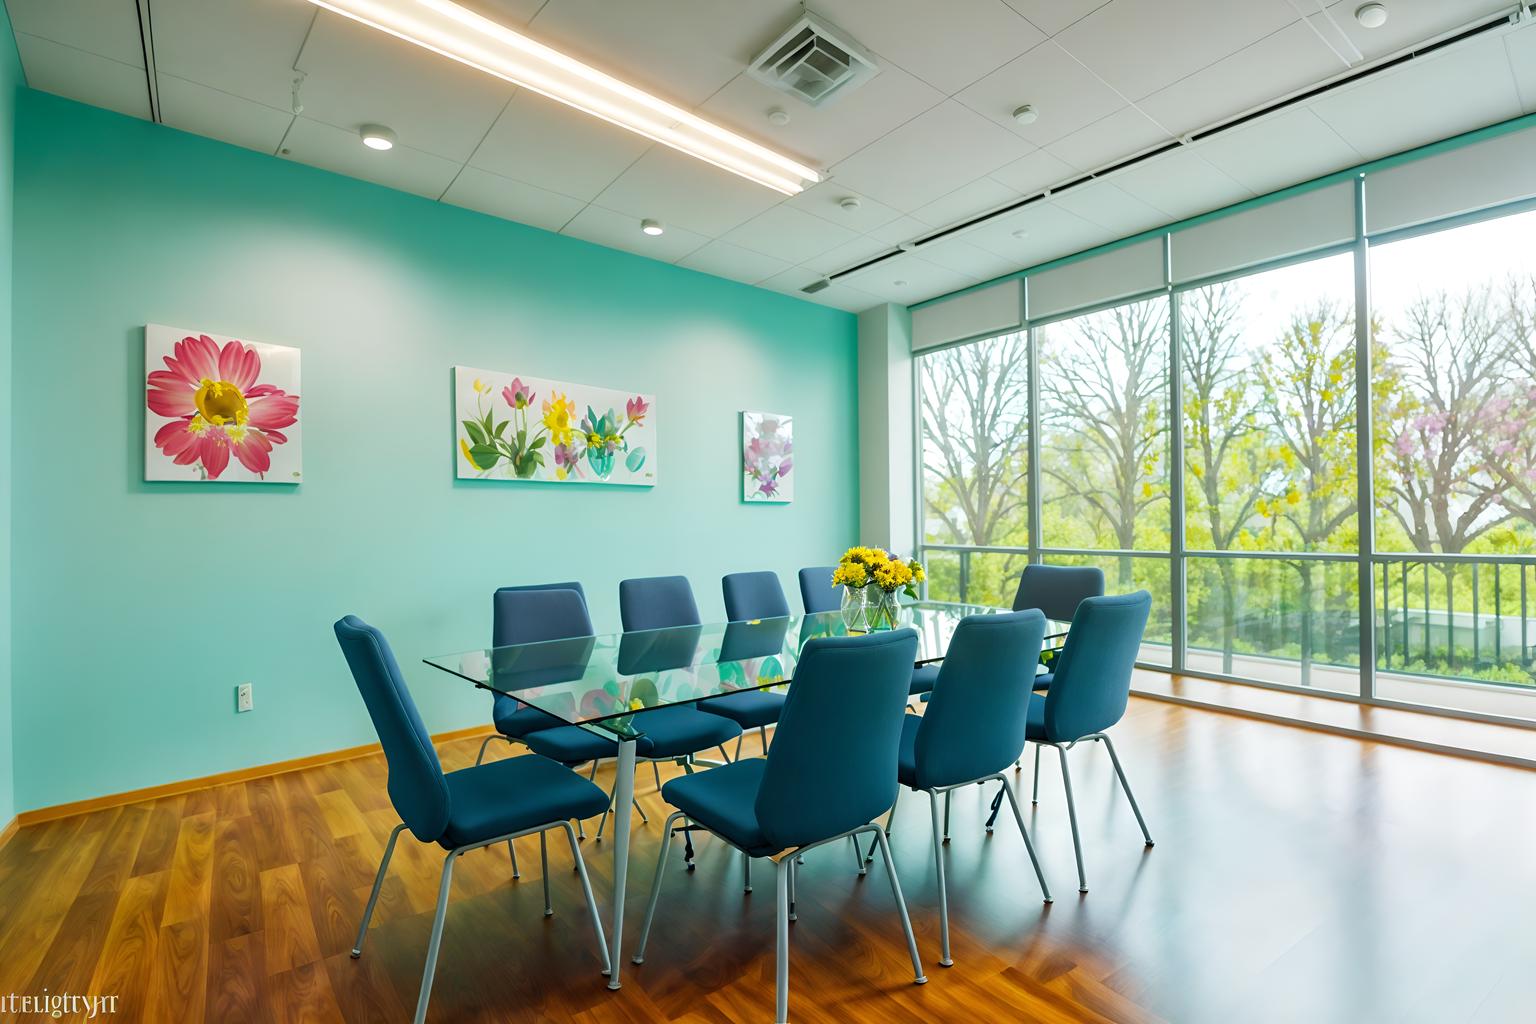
[6,0,1533,313]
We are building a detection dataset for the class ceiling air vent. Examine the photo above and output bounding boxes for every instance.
[748,12,879,107]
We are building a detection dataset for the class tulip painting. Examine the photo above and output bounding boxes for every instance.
[144,324,302,483]
[455,365,656,486]
[742,410,793,503]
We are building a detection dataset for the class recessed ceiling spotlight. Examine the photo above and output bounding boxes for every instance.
[1354,2,1388,28]
[767,107,791,126]
[1012,104,1039,125]
[839,196,862,211]
[359,124,396,151]
[641,219,665,236]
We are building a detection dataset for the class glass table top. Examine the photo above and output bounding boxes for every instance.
[423,602,1068,741]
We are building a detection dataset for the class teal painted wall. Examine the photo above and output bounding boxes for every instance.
[0,5,23,828]
[10,90,859,812]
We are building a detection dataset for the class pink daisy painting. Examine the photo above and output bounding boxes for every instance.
[144,324,302,483]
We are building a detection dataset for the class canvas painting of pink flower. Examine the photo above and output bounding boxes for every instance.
[144,324,302,483]
[742,410,793,503]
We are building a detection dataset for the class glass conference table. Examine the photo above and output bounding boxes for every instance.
[424,601,1068,989]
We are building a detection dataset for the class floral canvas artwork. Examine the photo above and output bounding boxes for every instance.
[742,410,793,502]
[144,324,302,483]
[455,366,656,485]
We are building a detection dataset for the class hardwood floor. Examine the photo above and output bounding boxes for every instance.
[2,698,1533,1023]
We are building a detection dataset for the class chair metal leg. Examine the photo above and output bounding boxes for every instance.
[928,791,953,967]
[413,850,460,1024]
[1056,746,1088,892]
[351,822,405,958]
[759,724,769,752]
[509,838,520,879]
[558,820,611,976]
[540,831,553,917]
[851,834,866,876]
[787,854,797,921]
[632,797,649,824]
[775,857,792,1024]
[607,738,638,990]
[868,826,927,986]
[632,810,685,965]
[1099,734,1154,846]
[1032,744,1042,804]
[996,775,1052,903]
[942,791,952,843]
[718,744,732,763]
[653,761,663,791]
[475,734,500,766]
[744,851,754,893]
[734,733,744,761]
[866,802,897,865]
[589,760,599,780]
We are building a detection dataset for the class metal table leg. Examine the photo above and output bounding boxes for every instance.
[606,737,637,990]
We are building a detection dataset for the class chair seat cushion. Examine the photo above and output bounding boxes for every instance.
[492,696,566,739]
[660,758,778,857]
[909,663,940,696]
[896,714,921,788]
[632,705,742,759]
[522,724,625,764]
[441,753,610,848]
[1025,698,1048,742]
[1032,670,1054,692]
[698,690,785,729]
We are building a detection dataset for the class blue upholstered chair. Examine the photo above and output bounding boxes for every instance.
[886,610,1053,966]
[1025,591,1155,893]
[1013,564,1104,691]
[797,565,840,614]
[700,571,791,756]
[631,630,928,1023]
[476,581,590,767]
[335,615,612,1024]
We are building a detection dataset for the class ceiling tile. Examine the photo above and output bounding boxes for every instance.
[441,166,587,233]
[959,200,1114,265]
[158,75,292,154]
[867,215,928,246]
[150,0,315,111]
[1051,180,1168,234]
[295,12,513,163]
[279,117,461,200]
[840,252,979,305]
[955,41,1127,146]
[676,240,793,285]
[723,206,861,264]
[1108,148,1253,220]
[15,34,151,120]
[829,100,1034,211]
[1310,0,1513,64]
[758,267,884,313]
[1056,0,1298,100]
[801,234,897,275]
[527,0,791,106]
[911,178,1021,228]
[910,237,1019,281]
[999,0,1111,35]
[1045,105,1170,172]
[814,0,1045,95]
[1194,107,1360,194]
[698,63,943,172]
[1510,22,1536,113]
[469,89,651,203]
[593,146,785,237]
[785,182,904,234]
[7,0,144,66]
[988,149,1079,194]
[1137,20,1345,136]
[1308,35,1523,160]
[561,204,709,263]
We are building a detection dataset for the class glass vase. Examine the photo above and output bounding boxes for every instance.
[867,589,901,631]
[840,585,869,633]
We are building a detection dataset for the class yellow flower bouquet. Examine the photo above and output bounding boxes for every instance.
[830,547,926,631]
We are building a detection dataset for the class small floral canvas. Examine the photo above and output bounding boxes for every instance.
[742,411,793,503]
[455,366,655,486]
[144,324,302,483]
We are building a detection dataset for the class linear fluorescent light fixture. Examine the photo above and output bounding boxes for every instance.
[304,0,821,194]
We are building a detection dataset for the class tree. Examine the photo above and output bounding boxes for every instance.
[1039,298,1169,585]
[1480,275,1536,532]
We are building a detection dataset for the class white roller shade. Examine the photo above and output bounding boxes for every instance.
[1365,125,1536,235]
[1171,182,1355,284]
[910,280,1022,351]
[1027,238,1165,321]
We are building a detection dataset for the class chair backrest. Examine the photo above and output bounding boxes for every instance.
[723,571,791,621]
[618,575,700,631]
[797,566,840,614]
[914,610,1046,790]
[1012,564,1104,623]
[493,581,589,646]
[333,616,450,842]
[1042,591,1151,742]
[754,629,918,851]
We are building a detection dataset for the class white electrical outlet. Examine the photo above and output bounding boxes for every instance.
[237,682,254,713]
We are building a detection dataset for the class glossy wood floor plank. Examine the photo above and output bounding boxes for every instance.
[3,698,1533,1022]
